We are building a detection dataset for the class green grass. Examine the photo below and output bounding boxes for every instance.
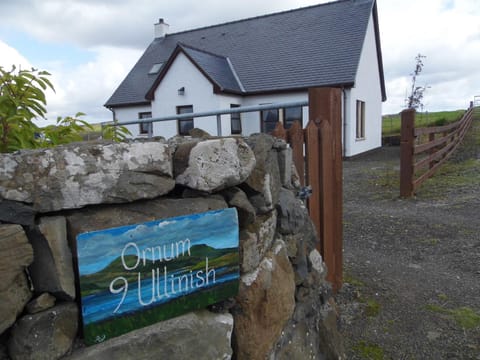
[425,304,480,329]
[353,341,385,360]
[382,110,466,137]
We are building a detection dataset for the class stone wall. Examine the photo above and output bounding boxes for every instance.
[0,134,344,360]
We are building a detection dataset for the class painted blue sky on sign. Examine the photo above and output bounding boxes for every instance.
[77,208,238,275]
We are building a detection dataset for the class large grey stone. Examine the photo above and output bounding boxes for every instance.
[276,188,308,235]
[239,211,277,273]
[221,187,256,228]
[175,138,256,193]
[244,134,282,213]
[0,141,174,212]
[8,302,78,360]
[234,240,295,360]
[0,199,36,226]
[66,311,233,360]
[0,225,34,334]
[28,216,76,300]
[0,224,33,291]
[0,272,32,335]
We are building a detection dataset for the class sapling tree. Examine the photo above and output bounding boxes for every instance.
[406,54,427,109]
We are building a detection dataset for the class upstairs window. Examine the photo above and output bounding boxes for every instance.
[177,105,194,136]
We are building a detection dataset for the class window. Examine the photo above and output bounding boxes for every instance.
[177,105,194,136]
[138,112,152,135]
[261,108,279,133]
[148,63,163,75]
[283,106,303,129]
[356,100,366,139]
[230,104,242,135]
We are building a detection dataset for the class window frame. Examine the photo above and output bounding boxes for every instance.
[230,104,242,135]
[260,107,279,134]
[138,111,152,135]
[176,105,194,136]
[282,106,303,129]
[356,100,366,140]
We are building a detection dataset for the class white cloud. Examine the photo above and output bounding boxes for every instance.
[0,41,32,69]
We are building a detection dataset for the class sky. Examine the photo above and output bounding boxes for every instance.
[1,0,479,126]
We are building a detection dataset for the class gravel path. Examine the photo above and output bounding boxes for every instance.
[336,118,480,359]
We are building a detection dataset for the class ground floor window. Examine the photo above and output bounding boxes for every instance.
[177,105,194,136]
[230,104,242,135]
[356,100,365,139]
[283,106,303,129]
[261,105,303,133]
[261,108,279,133]
[138,111,152,135]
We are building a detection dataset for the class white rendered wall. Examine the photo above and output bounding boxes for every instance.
[151,52,242,139]
[113,104,152,138]
[344,14,383,157]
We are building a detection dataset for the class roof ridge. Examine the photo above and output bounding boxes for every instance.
[178,42,227,59]
[165,0,356,37]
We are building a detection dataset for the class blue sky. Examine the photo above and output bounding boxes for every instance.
[77,208,239,275]
[1,0,479,125]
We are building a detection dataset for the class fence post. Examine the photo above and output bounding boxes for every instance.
[308,87,343,292]
[400,109,415,197]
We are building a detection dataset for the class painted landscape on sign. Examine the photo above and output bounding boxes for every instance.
[76,208,239,345]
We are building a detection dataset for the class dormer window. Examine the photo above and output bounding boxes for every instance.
[148,63,163,75]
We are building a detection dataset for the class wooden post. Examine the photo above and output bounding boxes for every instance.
[288,121,305,186]
[308,87,343,292]
[400,109,415,197]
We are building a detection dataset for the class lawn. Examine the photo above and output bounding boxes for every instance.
[382,110,466,137]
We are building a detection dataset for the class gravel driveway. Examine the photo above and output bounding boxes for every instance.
[337,118,480,359]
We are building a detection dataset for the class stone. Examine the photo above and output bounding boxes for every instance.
[239,211,277,273]
[175,138,256,193]
[271,279,344,359]
[0,141,175,212]
[28,216,76,300]
[0,199,36,226]
[244,134,282,213]
[26,293,56,314]
[234,240,295,360]
[188,127,212,139]
[0,224,33,334]
[0,272,32,335]
[8,302,78,360]
[66,311,233,360]
[276,188,308,235]
[0,224,33,291]
[221,187,256,228]
[277,146,293,188]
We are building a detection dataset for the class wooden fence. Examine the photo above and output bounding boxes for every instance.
[272,88,343,292]
[400,106,475,197]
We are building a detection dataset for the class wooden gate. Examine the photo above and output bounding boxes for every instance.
[272,88,343,292]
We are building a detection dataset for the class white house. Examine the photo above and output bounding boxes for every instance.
[105,0,386,157]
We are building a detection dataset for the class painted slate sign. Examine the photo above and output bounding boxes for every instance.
[76,208,239,345]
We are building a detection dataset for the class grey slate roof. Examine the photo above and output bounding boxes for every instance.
[105,0,385,108]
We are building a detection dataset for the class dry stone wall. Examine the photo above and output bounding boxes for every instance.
[0,134,344,360]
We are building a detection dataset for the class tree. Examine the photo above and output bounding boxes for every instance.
[0,65,54,152]
[0,65,131,153]
[406,54,427,110]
